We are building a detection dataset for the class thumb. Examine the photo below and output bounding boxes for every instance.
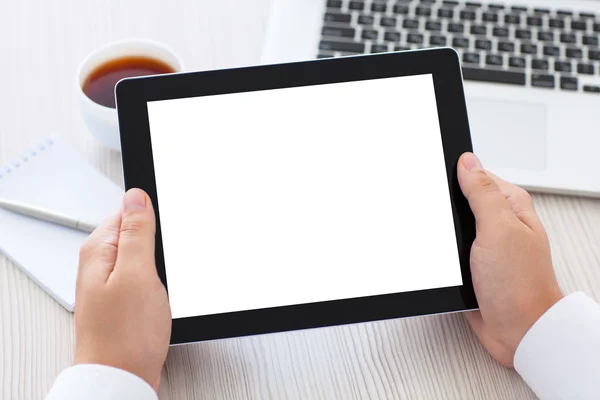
[116,188,156,271]
[77,212,122,282]
[457,153,514,226]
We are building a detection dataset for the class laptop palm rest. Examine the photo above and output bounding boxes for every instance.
[467,98,547,172]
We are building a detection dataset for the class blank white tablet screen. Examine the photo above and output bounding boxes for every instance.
[147,74,463,319]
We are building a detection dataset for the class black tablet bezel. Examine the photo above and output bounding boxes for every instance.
[116,48,477,345]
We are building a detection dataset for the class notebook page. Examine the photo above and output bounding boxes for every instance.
[0,138,123,311]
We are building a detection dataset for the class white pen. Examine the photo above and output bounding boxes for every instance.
[0,199,98,234]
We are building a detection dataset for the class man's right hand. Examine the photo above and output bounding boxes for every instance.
[457,152,564,367]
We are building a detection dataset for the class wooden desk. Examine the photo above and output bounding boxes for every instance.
[1,1,599,398]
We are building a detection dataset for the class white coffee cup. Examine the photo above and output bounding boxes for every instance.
[76,39,184,151]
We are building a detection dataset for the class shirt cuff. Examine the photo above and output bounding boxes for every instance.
[514,292,600,400]
[46,364,157,400]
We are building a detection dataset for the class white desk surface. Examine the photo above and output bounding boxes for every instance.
[1,1,600,399]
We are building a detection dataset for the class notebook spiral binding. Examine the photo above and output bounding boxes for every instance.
[0,137,55,179]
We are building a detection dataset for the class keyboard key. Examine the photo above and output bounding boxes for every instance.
[463,52,480,64]
[443,0,459,5]
[438,8,454,18]
[475,39,492,50]
[452,37,470,48]
[498,41,515,52]
[324,13,351,23]
[465,2,482,7]
[394,46,411,51]
[426,21,442,31]
[462,67,525,85]
[538,31,555,42]
[326,0,342,8]
[560,33,577,44]
[583,85,600,93]
[571,20,588,31]
[583,35,599,46]
[594,23,600,32]
[482,12,498,22]
[322,26,355,38]
[493,27,509,37]
[488,4,504,10]
[320,41,365,53]
[534,8,550,14]
[371,44,389,53]
[358,15,375,25]
[448,23,465,33]
[416,6,432,16]
[486,54,504,66]
[554,61,572,72]
[371,1,387,12]
[532,59,549,70]
[515,29,532,40]
[429,35,447,46]
[589,49,600,60]
[580,12,596,19]
[348,1,365,11]
[362,29,378,40]
[531,74,555,88]
[407,33,424,44]
[470,25,487,35]
[380,17,397,27]
[317,53,334,59]
[384,31,401,42]
[505,14,521,24]
[393,4,409,14]
[521,43,538,54]
[566,48,583,59]
[509,56,526,68]
[556,10,573,16]
[543,46,560,57]
[560,76,578,91]
[549,18,565,29]
[403,19,419,29]
[511,6,527,12]
[527,16,543,26]
[577,63,595,75]
[460,10,476,20]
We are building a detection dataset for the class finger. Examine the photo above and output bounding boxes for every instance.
[465,311,495,356]
[115,188,157,274]
[465,310,484,336]
[151,375,160,394]
[153,368,168,394]
[77,212,122,282]
[484,170,544,232]
[465,311,497,356]
[457,153,516,227]
[465,310,515,367]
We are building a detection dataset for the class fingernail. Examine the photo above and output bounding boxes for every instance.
[462,153,483,172]
[122,189,147,214]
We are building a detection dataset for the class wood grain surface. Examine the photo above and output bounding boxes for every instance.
[1,1,599,399]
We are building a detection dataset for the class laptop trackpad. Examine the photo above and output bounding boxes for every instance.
[467,98,547,171]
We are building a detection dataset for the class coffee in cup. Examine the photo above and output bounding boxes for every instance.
[83,56,175,109]
[77,39,183,151]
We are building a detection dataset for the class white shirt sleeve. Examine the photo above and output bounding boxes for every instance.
[46,364,157,400]
[514,291,600,400]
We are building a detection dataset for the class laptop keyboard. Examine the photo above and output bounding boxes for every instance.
[318,0,600,93]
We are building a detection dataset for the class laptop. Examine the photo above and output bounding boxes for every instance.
[262,0,600,197]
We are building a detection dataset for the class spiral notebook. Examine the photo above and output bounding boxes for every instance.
[0,137,123,311]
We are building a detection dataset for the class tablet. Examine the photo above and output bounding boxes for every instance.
[116,48,477,345]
